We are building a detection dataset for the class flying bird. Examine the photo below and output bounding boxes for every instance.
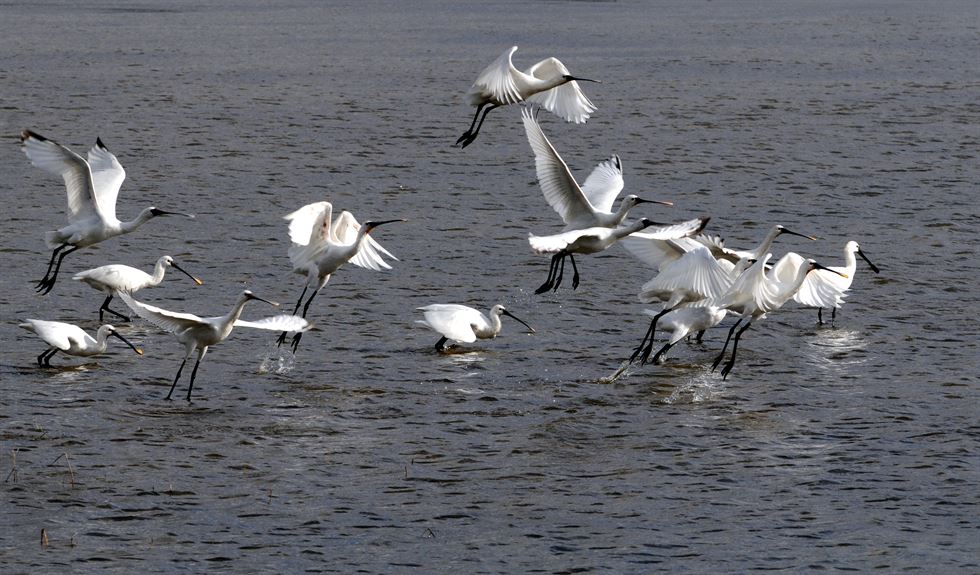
[20,130,193,294]
[457,46,598,148]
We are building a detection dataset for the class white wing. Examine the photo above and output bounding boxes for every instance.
[638,246,734,303]
[330,210,361,245]
[524,57,596,123]
[350,234,396,271]
[520,107,595,226]
[285,202,332,269]
[234,314,311,332]
[640,218,709,241]
[417,304,480,343]
[86,139,126,222]
[579,155,624,214]
[73,264,150,292]
[794,269,846,309]
[620,235,687,271]
[467,45,523,105]
[118,292,204,335]
[528,228,595,254]
[21,130,102,223]
[19,319,81,351]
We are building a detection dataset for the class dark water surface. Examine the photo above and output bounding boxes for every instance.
[1,1,977,572]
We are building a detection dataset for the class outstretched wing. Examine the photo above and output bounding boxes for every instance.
[467,45,523,105]
[524,57,596,123]
[640,217,709,241]
[527,227,601,254]
[117,292,204,335]
[86,138,126,222]
[579,155,624,214]
[285,202,333,268]
[521,107,596,227]
[330,211,397,271]
[21,130,102,223]
[234,314,311,332]
[638,246,734,303]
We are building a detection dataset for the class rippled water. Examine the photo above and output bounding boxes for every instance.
[1,1,977,572]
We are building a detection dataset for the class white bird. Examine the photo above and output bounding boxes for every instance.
[456,45,598,148]
[73,255,204,322]
[631,302,730,365]
[530,217,709,294]
[280,201,403,350]
[20,130,194,295]
[520,106,672,230]
[774,240,880,324]
[19,319,143,367]
[624,246,747,364]
[118,291,311,401]
[712,253,846,379]
[416,304,535,351]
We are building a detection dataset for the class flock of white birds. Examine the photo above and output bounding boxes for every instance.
[17,46,879,400]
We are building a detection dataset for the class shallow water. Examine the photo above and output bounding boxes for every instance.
[1,0,977,572]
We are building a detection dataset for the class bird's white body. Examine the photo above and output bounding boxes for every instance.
[119,291,310,400]
[467,46,596,123]
[522,107,654,231]
[649,304,729,347]
[776,241,873,309]
[635,245,737,307]
[19,319,143,366]
[530,218,705,256]
[20,320,118,358]
[417,304,506,343]
[416,304,534,351]
[74,256,200,295]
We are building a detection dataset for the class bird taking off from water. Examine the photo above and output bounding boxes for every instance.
[456,46,598,148]
[20,130,194,295]
[530,217,709,294]
[119,291,311,402]
[416,304,535,352]
[73,255,204,322]
[279,201,403,351]
[521,106,672,231]
[19,319,143,367]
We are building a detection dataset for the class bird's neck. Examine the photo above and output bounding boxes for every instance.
[150,261,168,285]
[121,208,155,233]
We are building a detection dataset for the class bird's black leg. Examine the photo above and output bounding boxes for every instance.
[535,253,561,294]
[551,253,567,292]
[456,103,486,146]
[290,286,308,315]
[831,308,837,323]
[720,322,752,380]
[639,309,672,364]
[628,317,658,364]
[711,318,742,371]
[290,332,304,353]
[457,103,499,148]
[650,341,674,365]
[99,294,130,322]
[694,330,705,344]
[280,287,317,347]
[434,336,449,352]
[817,308,824,325]
[38,348,58,367]
[569,254,581,290]
[185,350,207,402]
[37,244,79,295]
[37,244,68,288]
[166,359,187,401]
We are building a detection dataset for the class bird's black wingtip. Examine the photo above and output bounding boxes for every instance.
[20,129,45,142]
[96,137,108,150]
[697,216,711,233]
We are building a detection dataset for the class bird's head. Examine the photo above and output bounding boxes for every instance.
[562,74,600,84]
[149,207,195,219]
[243,290,279,307]
[493,305,535,334]
[806,260,848,278]
[629,196,674,208]
[364,219,406,233]
[106,326,144,355]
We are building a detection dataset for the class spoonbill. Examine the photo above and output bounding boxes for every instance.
[19,319,143,367]
[73,255,204,322]
[20,130,194,295]
[118,291,311,401]
[530,217,708,294]
[456,46,598,148]
[521,107,672,230]
[774,240,880,324]
[712,254,846,379]
[416,304,535,351]
[279,201,403,350]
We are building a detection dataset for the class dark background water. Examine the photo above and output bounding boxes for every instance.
[1,1,977,572]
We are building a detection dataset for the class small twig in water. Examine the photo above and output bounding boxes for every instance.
[4,449,18,483]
